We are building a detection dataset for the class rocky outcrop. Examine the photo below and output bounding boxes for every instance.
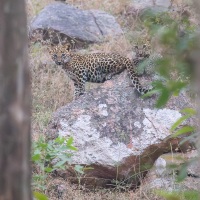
[47,71,193,188]
[30,2,123,45]
[142,150,200,191]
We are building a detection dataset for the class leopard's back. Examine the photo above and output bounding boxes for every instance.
[63,52,127,83]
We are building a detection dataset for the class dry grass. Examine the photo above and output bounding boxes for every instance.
[46,177,164,200]
[30,43,73,136]
[27,0,54,19]
[87,36,132,56]
[26,0,131,22]
[67,0,131,15]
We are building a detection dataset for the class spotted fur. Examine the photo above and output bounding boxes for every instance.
[132,44,151,66]
[48,45,151,98]
[132,45,163,76]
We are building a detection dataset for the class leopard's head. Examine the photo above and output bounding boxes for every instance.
[48,44,71,65]
[134,44,151,59]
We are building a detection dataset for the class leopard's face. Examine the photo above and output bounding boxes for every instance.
[48,45,71,65]
[134,44,150,59]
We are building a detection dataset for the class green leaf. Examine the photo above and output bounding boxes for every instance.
[156,190,180,200]
[33,174,45,181]
[57,155,72,162]
[160,24,178,45]
[67,136,74,146]
[171,115,190,131]
[55,136,65,144]
[33,191,48,200]
[156,58,171,78]
[156,87,170,108]
[169,81,187,95]
[152,80,165,89]
[158,190,200,200]
[53,158,69,168]
[180,108,197,115]
[38,143,48,149]
[172,126,195,137]
[176,164,187,182]
[180,132,199,145]
[183,190,200,200]
[32,154,41,162]
[142,88,160,98]
[74,165,84,174]
[44,167,53,173]
[33,148,41,155]
[67,146,78,151]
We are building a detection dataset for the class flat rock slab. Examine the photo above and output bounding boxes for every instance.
[30,2,123,44]
[132,0,171,9]
[47,71,193,188]
[127,0,172,17]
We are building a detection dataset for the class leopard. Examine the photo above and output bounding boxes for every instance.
[132,44,151,67]
[48,44,151,99]
[133,45,162,76]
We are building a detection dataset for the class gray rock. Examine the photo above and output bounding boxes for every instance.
[132,0,171,10]
[30,2,123,45]
[143,151,200,191]
[47,71,193,188]
[126,0,171,18]
[155,157,167,177]
[186,150,200,179]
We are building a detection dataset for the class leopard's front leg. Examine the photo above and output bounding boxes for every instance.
[73,81,86,99]
[73,70,87,99]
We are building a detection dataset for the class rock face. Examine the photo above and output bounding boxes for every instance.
[47,71,192,188]
[132,0,171,10]
[126,0,171,17]
[142,151,200,191]
[30,2,123,45]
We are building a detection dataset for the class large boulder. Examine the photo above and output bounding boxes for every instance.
[47,71,193,188]
[30,2,123,45]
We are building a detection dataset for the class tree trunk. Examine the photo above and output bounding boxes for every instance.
[193,0,200,160]
[0,0,32,200]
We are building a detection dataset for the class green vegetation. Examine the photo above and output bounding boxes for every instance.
[32,136,84,199]
[157,190,200,200]
[142,8,198,107]
[141,5,200,200]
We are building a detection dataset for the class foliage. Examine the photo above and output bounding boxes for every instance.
[142,8,198,108]
[32,136,84,199]
[142,5,200,200]
[171,108,196,137]
[33,191,48,200]
[156,190,200,200]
